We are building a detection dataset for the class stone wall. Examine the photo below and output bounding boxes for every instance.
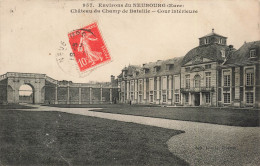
[81,87,90,104]
[0,72,119,105]
[0,79,7,104]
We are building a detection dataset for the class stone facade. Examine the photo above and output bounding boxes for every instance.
[0,72,118,104]
[117,30,260,108]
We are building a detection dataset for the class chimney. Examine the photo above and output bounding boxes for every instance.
[111,75,115,86]
[111,75,115,83]
[228,45,233,50]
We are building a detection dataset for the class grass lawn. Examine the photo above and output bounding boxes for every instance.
[0,109,187,166]
[90,106,260,127]
[0,104,35,109]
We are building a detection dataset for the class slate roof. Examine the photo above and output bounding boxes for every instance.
[224,41,260,66]
[118,57,183,79]
[199,32,227,39]
[182,43,230,66]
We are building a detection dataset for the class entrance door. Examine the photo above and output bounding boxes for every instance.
[19,84,34,104]
[194,93,200,106]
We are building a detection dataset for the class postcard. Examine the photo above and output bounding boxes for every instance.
[0,0,259,165]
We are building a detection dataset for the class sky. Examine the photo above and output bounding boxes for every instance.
[0,0,259,83]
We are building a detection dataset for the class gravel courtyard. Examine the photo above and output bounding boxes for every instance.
[20,105,260,166]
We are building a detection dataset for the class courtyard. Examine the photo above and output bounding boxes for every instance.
[0,104,259,165]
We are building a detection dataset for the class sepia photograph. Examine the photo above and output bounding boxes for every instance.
[0,0,259,165]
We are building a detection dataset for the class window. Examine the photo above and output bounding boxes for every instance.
[130,81,134,92]
[194,75,201,88]
[246,92,254,104]
[121,82,125,92]
[205,93,211,103]
[223,71,231,87]
[149,78,154,90]
[223,93,230,104]
[139,95,142,102]
[174,76,180,90]
[163,95,166,102]
[250,49,256,58]
[153,66,160,72]
[162,77,167,90]
[175,94,179,103]
[130,94,133,100]
[205,38,209,44]
[219,38,223,44]
[221,50,225,58]
[150,95,153,102]
[139,80,143,92]
[205,64,211,69]
[185,75,190,88]
[185,94,189,103]
[144,68,149,74]
[166,65,170,71]
[206,72,211,88]
[166,64,173,71]
[246,68,254,86]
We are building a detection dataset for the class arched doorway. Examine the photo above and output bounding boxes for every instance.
[19,84,34,104]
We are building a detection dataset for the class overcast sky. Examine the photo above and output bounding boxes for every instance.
[0,0,259,83]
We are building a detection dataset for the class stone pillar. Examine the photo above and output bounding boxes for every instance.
[126,81,129,100]
[143,79,146,100]
[200,92,202,106]
[157,77,160,100]
[55,86,58,104]
[135,80,138,102]
[14,89,19,103]
[181,93,184,105]
[189,92,192,105]
[168,76,172,100]
[90,87,92,104]
[173,91,175,104]
[210,92,213,106]
[161,76,164,104]
[79,87,81,104]
[67,84,70,104]
[110,88,112,103]
[100,86,103,103]
[234,67,240,107]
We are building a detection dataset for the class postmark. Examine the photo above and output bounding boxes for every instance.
[55,40,90,78]
[68,22,111,72]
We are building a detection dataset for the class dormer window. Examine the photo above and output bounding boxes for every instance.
[166,64,173,71]
[205,64,211,69]
[199,29,227,46]
[221,50,225,58]
[205,38,209,44]
[219,38,223,44]
[144,68,149,74]
[153,66,160,72]
[250,49,256,58]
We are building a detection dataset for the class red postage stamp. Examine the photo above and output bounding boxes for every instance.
[68,22,111,72]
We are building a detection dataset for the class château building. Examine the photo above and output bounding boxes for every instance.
[117,30,260,108]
